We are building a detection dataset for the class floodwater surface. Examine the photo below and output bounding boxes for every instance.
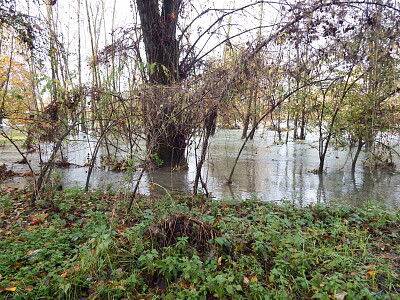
[1,129,399,209]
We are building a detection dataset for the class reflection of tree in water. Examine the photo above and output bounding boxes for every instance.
[316,173,326,204]
[292,142,306,206]
[347,168,396,207]
[245,141,257,198]
[2,129,399,208]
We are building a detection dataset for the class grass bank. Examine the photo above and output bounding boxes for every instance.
[0,188,399,299]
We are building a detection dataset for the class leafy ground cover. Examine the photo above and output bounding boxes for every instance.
[0,188,399,299]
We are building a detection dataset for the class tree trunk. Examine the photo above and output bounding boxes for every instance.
[46,1,59,123]
[293,114,299,139]
[241,95,252,139]
[193,107,217,194]
[351,137,364,174]
[299,108,306,140]
[136,0,181,85]
[249,88,258,140]
[136,0,187,168]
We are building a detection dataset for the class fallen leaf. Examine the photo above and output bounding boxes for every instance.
[250,276,258,282]
[115,225,128,231]
[26,249,42,259]
[29,214,48,225]
[334,291,347,300]
[366,269,376,279]
[5,287,17,292]
[9,262,22,270]
[217,256,222,266]
[61,271,68,278]
[243,276,250,284]
[73,264,81,272]
[178,281,187,288]
[29,219,42,225]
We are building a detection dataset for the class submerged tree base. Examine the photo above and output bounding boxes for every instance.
[0,188,399,299]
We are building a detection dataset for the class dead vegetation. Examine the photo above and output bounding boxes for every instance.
[149,213,218,251]
[0,164,18,180]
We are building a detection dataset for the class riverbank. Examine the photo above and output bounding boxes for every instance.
[1,188,399,299]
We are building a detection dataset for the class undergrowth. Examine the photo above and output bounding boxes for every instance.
[0,187,399,299]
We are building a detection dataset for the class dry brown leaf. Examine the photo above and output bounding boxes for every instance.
[334,291,347,300]
[217,256,222,266]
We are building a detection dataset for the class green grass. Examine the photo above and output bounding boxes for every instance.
[0,188,399,299]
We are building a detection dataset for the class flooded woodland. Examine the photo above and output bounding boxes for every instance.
[1,0,399,208]
[1,127,399,209]
[1,2,400,298]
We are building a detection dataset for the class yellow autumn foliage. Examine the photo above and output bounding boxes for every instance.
[0,29,35,125]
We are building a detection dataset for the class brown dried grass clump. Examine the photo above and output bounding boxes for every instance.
[149,214,218,251]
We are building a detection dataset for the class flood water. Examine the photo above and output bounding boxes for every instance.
[1,129,400,209]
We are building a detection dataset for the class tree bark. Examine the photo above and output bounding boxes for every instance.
[351,137,364,174]
[136,0,188,168]
[241,95,252,139]
[136,0,181,84]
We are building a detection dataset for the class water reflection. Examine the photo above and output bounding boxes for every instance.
[1,129,399,209]
[199,130,400,209]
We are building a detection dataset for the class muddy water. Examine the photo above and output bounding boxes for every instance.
[1,129,399,209]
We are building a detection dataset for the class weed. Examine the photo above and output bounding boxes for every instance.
[0,188,399,299]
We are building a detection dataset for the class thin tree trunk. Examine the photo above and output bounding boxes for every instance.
[194,107,217,194]
[46,0,59,122]
[249,88,258,140]
[31,121,77,205]
[299,108,306,140]
[228,79,327,184]
[241,95,252,139]
[293,114,299,139]
[285,110,290,144]
[351,137,364,173]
